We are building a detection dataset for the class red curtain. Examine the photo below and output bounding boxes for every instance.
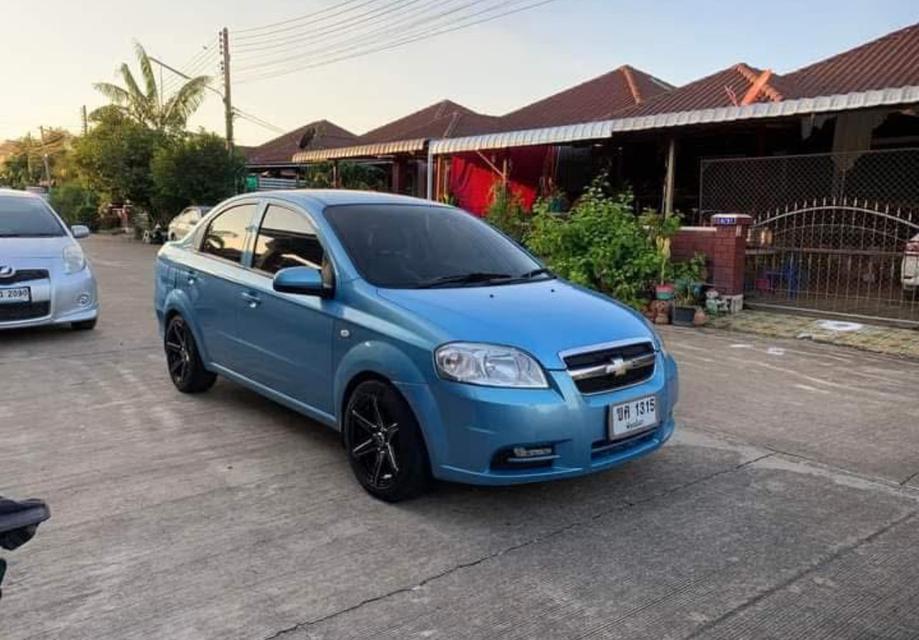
[449,146,553,216]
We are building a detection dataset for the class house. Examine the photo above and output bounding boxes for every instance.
[245,120,358,189]
[290,100,500,196]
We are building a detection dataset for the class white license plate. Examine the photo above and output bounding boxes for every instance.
[609,395,658,439]
[0,287,30,304]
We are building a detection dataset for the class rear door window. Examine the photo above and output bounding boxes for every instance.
[200,204,256,263]
[252,205,324,274]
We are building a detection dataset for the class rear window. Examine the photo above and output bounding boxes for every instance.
[0,195,64,237]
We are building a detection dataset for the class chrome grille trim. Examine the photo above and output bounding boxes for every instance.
[569,352,656,381]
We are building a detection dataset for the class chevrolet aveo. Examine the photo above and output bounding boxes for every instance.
[154,191,678,501]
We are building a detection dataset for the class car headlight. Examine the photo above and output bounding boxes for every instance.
[63,244,86,274]
[434,342,548,388]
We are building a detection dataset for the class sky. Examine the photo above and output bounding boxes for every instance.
[1,0,917,146]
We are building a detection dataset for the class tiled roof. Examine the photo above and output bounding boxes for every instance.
[359,100,496,144]
[500,65,673,129]
[784,22,919,98]
[620,63,790,117]
[246,120,358,165]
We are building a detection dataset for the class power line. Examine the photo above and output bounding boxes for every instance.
[235,0,423,53]
[233,108,286,134]
[234,0,499,75]
[234,0,374,38]
[235,0,558,84]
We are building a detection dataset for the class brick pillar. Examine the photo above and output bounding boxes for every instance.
[710,214,753,296]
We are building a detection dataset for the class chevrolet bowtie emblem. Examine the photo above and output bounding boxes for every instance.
[605,357,628,377]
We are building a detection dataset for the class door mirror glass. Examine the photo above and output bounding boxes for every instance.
[71,225,91,239]
[273,267,328,297]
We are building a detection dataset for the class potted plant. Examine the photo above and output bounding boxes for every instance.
[640,212,682,300]
[672,279,701,326]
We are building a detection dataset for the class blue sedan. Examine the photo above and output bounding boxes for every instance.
[154,191,678,501]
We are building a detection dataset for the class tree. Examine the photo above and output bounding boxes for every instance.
[151,132,244,219]
[93,42,210,131]
[0,129,75,189]
[72,108,163,208]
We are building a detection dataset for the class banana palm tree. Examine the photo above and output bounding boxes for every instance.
[93,42,210,131]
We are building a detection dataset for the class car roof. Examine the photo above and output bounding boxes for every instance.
[254,189,449,210]
[0,188,42,199]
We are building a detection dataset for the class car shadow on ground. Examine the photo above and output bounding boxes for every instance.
[202,376,743,532]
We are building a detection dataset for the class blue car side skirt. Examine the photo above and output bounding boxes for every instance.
[210,363,339,429]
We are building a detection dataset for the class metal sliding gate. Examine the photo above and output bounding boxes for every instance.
[700,148,919,325]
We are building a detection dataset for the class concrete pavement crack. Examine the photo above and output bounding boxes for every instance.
[900,469,919,486]
[681,509,918,639]
[258,452,776,640]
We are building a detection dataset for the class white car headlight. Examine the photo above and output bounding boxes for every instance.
[63,244,86,274]
[435,342,548,388]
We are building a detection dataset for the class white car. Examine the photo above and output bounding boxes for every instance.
[167,206,211,241]
[0,189,99,330]
[904,233,919,291]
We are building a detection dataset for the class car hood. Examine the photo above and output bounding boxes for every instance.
[0,236,72,259]
[378,279,654,370]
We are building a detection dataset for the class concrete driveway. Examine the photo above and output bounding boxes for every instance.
[1,235,918,640]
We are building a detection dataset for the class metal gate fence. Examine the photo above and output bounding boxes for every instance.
[700,148,919,324]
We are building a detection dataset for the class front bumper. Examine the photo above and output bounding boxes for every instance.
[0,266,99,330]
[397,352,679,486]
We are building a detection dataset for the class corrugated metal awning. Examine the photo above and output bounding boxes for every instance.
[292,138,426,163]
[430,85,919,155]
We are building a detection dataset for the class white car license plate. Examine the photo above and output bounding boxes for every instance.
[609,395,658,439]
[0,287,30,304]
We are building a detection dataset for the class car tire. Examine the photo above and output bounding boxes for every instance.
[164,314,216,393]
[71,319,97,331]
[343,380,430,502]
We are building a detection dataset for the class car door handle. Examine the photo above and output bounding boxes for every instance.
[241,291,261,308]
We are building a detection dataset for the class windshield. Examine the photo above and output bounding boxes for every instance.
[0,195,64,237]
[324,204,545,288]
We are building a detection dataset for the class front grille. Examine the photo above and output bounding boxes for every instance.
[0,269,49,284]
[564,341,656,394]
[0,301,51,322]
[591,428,659,460]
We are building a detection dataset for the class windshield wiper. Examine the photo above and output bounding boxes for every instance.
[0,233,60,238]
[518,268,554,280]
[415,272,513,288]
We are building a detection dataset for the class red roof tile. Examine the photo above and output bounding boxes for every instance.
[500,65,673,130]
[359,100,497,144]
[620,63,789,117]
[246,120,357,165]
[784,22,919,97]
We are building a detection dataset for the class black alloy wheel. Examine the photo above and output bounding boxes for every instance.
[343,380,429,502]
[164,315,216,393]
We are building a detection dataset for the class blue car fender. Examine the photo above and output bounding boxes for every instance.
[333,336,431,421]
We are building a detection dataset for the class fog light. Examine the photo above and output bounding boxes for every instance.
[77,293,92,306]
[512,446,554,458]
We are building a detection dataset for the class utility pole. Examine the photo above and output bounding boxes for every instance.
[81,106,88,135]
[38,126,52,188]
[219,27,234,151]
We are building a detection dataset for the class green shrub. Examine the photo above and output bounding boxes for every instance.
[485,185,529,242]
[50,182,99,229]
[526,177,660,309]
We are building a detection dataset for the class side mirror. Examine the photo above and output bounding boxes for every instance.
[71,225,91,239]
[273,267,329,297]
